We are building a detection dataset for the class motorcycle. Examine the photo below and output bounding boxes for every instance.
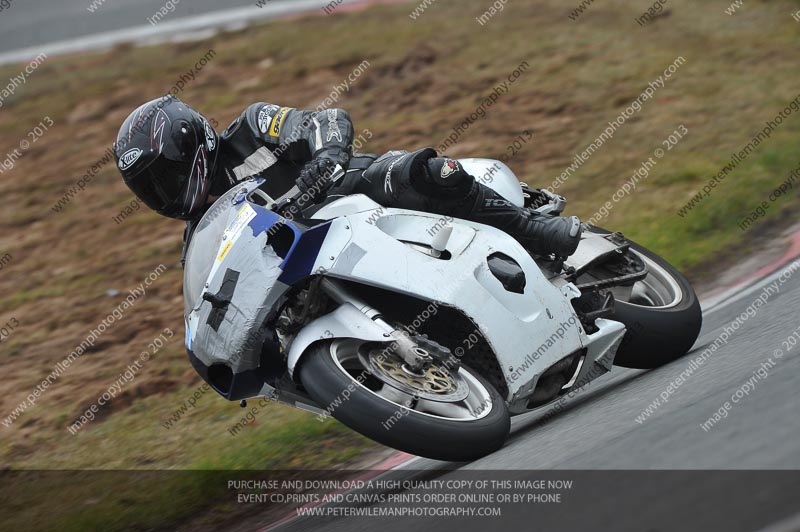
[183,158,702,461]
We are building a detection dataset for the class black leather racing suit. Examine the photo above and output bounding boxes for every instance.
[211,103,355,200]
[181,103,581,263]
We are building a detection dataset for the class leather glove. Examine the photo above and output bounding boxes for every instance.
[296,158,338,197]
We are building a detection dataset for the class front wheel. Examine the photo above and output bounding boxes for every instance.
[582,228,703,369]
[298,339,510,462]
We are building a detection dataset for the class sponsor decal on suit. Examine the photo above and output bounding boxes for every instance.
[384,154,407,195]
[441,159,459,179]
[326,109,343,142]
[204,119,217,151]
[257,104,279,135]
[269,107,293,138]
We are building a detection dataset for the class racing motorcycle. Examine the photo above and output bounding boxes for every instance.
[183,159,702,461]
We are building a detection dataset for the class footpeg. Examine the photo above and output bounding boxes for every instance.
[582,292,615,322]
[572,291,615,334]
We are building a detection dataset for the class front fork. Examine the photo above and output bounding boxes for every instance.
[319,278,438,372]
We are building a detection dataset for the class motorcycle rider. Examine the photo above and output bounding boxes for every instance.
[113,96,582,261]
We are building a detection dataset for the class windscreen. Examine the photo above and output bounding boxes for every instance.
[183,184,254,317]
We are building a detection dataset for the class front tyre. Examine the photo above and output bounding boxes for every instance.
[298,340,510,462]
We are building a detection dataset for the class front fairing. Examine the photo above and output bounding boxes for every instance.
[183,179,294,387]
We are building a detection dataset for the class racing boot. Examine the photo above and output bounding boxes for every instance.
[467,184,582,257]
[421,157,582,257]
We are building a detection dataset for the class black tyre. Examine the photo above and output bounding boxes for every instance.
[298,339,510,462]
[584,228,703,369]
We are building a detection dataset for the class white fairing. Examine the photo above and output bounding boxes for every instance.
[185,177,629,417]
[287,204,625,406]
[459,158,525,207]
[314,194,383,220]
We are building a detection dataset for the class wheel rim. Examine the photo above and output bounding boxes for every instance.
[328,339,494,422]
[623,251,684,309]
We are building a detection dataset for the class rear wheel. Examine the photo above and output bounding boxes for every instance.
[581,228,702,369]
[298,339,510,462]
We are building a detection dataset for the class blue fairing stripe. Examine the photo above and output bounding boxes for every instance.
[278,222,332,285]
[246,204,288,238]
[244,201,331,285]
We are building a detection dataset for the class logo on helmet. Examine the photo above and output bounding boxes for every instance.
[118,148,143,171]
[441,159,459,179]
[204,120,216,151]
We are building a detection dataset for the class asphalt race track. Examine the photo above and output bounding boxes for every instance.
[271,253,800,532]
[0,0,244,51]
[0,0,357,65]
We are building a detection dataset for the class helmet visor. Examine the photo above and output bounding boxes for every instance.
[127,158,192,215]
[165,146,211,220]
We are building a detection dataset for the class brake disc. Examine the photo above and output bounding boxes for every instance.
[360,343,469,403]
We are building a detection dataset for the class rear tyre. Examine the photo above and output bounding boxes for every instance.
[585,228,702,369]
[298,339,510,462]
